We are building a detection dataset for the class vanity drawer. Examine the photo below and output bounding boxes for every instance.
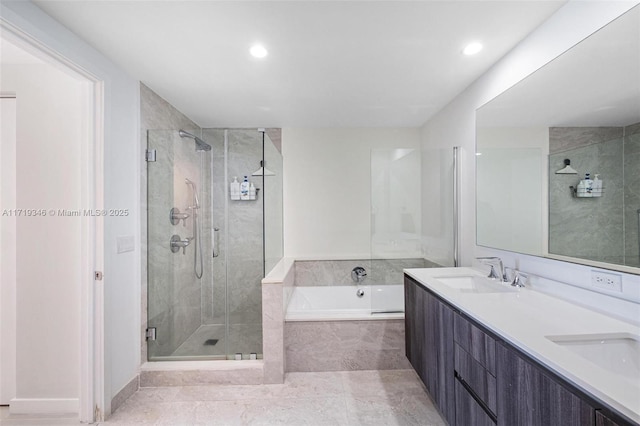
[454,313,496,375]
[455,378,496,426]
[455,343,497,414]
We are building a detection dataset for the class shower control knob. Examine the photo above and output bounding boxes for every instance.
[170,234,192,254]
[170,207,190,226]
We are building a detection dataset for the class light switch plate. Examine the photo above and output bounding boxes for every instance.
[117,235,135,253]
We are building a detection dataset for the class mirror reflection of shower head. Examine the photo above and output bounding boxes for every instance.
[185,178,200,209]
[178,129,212,152]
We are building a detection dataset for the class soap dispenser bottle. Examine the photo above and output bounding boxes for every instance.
[230,177,240,200]
[577,175,586,197]
[249,182,256,200]
[240,176,250,200]
[593,174,602,196]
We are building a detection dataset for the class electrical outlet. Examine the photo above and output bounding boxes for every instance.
[591,270,622,292]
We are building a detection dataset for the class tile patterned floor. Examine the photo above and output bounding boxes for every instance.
[0,370,446,426]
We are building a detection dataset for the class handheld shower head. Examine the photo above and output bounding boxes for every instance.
[185,178,200,209]
[178,129,212,152]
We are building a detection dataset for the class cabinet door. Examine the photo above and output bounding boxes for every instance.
[496,343,595,426]
[425,290,455,424]
[595,410,632,426]
[404,277,426,382]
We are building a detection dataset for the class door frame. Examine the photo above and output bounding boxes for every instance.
[0,21,105,423]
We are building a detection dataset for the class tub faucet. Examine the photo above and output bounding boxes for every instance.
[476,257,507,283]
[351,266,367,283]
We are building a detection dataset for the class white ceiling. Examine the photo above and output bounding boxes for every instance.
[33,0,566,128]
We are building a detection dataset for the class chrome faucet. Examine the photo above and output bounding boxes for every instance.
[351,266,367,283]
[505,267,528,288]
[476,257,508,283]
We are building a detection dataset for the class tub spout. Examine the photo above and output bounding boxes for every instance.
[351,266,367,283]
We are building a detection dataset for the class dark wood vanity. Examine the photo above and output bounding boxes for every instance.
[404,274,636,426]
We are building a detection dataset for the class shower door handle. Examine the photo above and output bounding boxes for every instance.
[212,227,220,258]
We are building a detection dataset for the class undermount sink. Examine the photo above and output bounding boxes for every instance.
[546,333,640,379]
[433,275,518,293]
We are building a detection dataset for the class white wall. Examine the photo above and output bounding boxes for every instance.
[421,1,640,320]
[1,1,141,416]
[476,127,548,256]
[0,97,17,405]
[1,63,84,408]
[282,127,421,259]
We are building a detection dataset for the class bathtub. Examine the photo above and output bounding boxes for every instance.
[285,285,404,321]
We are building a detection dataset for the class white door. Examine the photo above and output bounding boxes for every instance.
[0,42,99,417]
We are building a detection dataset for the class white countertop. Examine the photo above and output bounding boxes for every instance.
[404,267,640,424]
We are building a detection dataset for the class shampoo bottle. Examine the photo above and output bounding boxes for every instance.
[249,182,256,200]
[584,173,593,196]
[240,176,250,200]
[230,177,240,200]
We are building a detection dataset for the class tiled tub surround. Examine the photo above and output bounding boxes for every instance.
[285,319,412,373]
[284,259,433,373]
[294,258,438,287]
[549,123,640,267]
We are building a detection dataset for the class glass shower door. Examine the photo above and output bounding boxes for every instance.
[370,148,422,314]
[147,129,221,360]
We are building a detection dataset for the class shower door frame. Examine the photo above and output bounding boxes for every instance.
[0,20,106,423]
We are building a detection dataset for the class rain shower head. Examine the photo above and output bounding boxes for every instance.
[179,129,212,152]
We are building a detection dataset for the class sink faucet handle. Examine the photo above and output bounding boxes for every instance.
[487,264,501,280]
[476,257,506,282]
[511,270,528,288]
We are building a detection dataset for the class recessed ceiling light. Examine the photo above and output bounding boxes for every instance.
[250,44,268,58]
[463,42,483,56]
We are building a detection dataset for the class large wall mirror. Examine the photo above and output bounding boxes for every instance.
[476,5,640,273]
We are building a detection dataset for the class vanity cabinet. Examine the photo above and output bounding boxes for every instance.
[454,314,498,424]
[404,274,636,426]
[596,411,630,426]
[404,276,455,424]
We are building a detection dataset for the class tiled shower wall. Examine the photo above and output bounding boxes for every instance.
[141,84,206,360]
[624,122,640,267]
[202,129,264,354]
[549,123,639,266]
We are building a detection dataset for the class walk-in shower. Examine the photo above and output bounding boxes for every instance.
[147,128,283,361]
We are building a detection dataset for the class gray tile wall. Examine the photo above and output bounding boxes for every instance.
[624,122,640,267]
[294,258,437,287]
[285,320,412,372]
[202,129,265,356]
[549,124,639,266]
[141,84,207,360]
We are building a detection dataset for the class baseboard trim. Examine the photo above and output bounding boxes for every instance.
[110,374,139,414]
[9,398,79,414]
